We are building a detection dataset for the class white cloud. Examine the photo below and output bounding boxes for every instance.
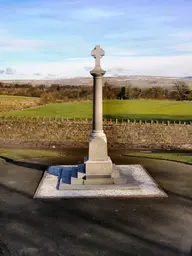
[145,16,177,23]
[105,29,192,45]
[0,34,55,51]
[1,54,192,79]
[169,31,192,40]
[64,57,91,61]
[0,67,16,75]
[104,32,129,39]
[14,1,83,16]
[73,8,124,20]
[165,31,192,51]
[16,7,52,16]
[172,43,192,52]
[104,31,156,41]
[106,47,147,56]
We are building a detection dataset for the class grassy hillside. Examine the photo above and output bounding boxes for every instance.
[0,95,40,112]
[0,99,192,121]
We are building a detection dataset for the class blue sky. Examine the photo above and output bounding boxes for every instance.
[0,0,192,79]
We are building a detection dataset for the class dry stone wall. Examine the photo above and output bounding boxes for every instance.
[0,117,191,149]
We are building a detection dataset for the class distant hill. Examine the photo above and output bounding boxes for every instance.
[0,76,192,88]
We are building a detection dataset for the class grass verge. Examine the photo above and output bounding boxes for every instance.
[0,149,60,162]
[123,152,192,165]
[0,149,191,165]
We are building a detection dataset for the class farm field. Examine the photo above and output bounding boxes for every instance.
[0,95,40,112]
[1,99,192,121]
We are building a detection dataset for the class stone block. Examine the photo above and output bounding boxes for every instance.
[85,157,112,176]
[114,177,127,185]
[111,170,120,179]
[88,136,108,161]
[70,177,84,185]
[84,177,113,185]
[78,172,86,179]
[111,164,121,179]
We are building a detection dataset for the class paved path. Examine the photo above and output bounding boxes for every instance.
[0,155,192,256]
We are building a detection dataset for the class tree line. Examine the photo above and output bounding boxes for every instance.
[0,81,191,103]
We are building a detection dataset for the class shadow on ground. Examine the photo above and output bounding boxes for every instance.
[0,153,192,256]
[0,156,48,171]
[0,156,47,197]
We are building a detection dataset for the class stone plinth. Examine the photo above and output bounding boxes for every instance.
[85,157,112,176]
[88,136,108,161]
[34,165,167,198]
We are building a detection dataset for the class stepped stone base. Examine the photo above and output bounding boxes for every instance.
[84,177,113,185]
[71,177,84,185]
[46,156,127,186]
[85,156,114,184]
[85,134,118,185]
[85,157,113,176]
[72,156,125,185]
[34,165,167,198]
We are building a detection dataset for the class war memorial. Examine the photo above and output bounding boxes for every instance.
[34,45,166,199]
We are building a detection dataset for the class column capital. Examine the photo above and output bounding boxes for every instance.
[90,67,106,77]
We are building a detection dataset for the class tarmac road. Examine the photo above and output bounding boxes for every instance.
[0,152,192,256]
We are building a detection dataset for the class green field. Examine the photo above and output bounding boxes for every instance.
[0,95,40,112]
[1,99,192,121]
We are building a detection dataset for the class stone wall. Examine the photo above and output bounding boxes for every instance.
[0,117,192,149]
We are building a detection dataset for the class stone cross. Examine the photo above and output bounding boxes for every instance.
[91,45,105,68]
[85,44,114,185]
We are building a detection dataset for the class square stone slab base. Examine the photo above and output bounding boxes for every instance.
[34,165,167,198]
